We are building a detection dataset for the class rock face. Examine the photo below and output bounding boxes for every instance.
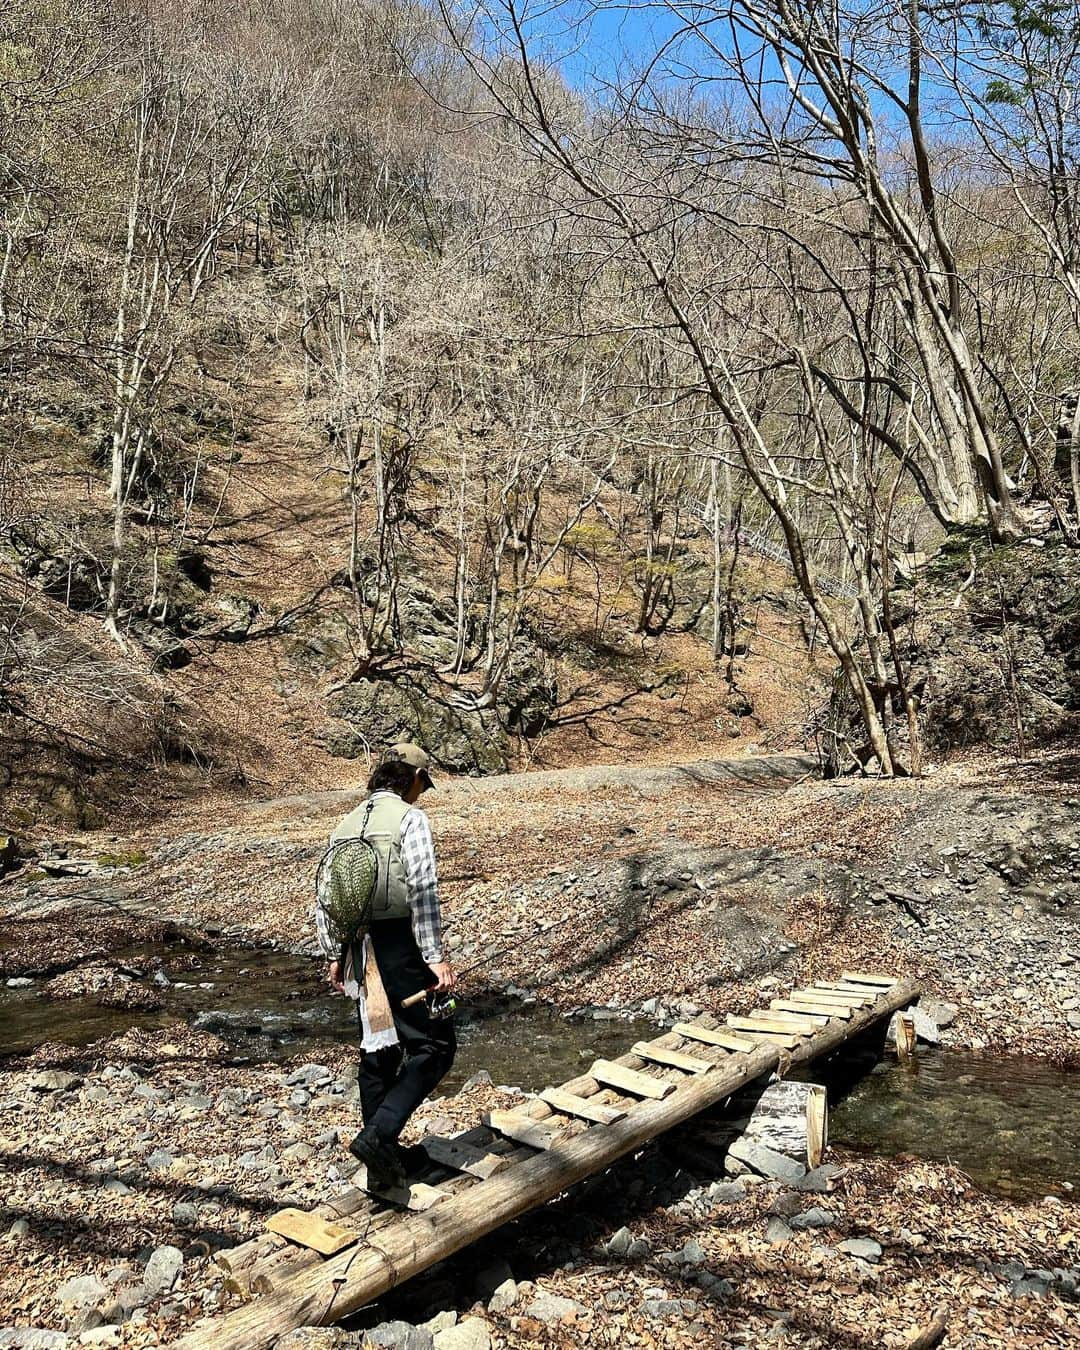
[913,539,1078,755]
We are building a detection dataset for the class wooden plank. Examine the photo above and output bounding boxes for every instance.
[540,1088,627,1126]
[352,1175,449,1212]
[673,1022,752,1052]
[265,1210,357,1256]
[591,1059,674,1100]
[749,1008,822,1033]
[631,1041,713,1074]
[769,1000,835,1022]
[729,1028,801,1049]
[803,984,875,1004]
[173,976,921,1350]
[483,1110,566,1151]
[420,1136,509,1180]
[728,1015,811,1041]
[775,998,851,1020]
[840,971,897,988]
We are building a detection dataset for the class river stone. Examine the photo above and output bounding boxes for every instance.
[365,1321,434,1350]
[275,1332,350,1349]
[525,1291,587,1324]
[31,1071,82,1093]
[143,1245,183,1296]
[920,997,958,1028]
[421,1313,457,1335]
[56,1275,107,1308]
[728,1138,806,1182]
[765,1218,793,1245]
[838,1238,882,1263]
[0,1331,71,1348]
[432,1319,491,1350]
[794,1164,845,1194]
[790,1207,835,1230]
[768,1192,802,1218]
[643,1299,685,1320]
[487,1278,519,1314]
[908,1007,942,1044]
[708,1181,745,1203]
[285,1063,331,1088]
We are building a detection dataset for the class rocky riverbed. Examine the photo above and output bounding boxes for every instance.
[0,1027,1076,1348]
[2,751,1078,1346]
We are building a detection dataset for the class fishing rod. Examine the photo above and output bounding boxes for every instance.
[400,884,657,1015]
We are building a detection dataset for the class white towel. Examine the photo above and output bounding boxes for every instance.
[347,937,399,1052]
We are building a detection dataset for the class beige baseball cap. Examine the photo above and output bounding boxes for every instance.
[389,741,435,789]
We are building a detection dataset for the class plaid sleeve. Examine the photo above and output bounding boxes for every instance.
[400,809,443,964]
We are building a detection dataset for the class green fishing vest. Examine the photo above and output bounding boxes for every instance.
[329,792,411,921]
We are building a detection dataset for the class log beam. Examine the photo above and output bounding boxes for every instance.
[177,976,919,1350]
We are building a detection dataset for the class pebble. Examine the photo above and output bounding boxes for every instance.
[605,1226,632,1257]
[7,1218,30,1239]
[171,1203,198,1228]
[144,1150,174,1172]
[5,977,34,988]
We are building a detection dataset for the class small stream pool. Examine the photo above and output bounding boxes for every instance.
[2,936,1077,1201]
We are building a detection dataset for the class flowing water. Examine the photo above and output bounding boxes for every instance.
[2,935,1077,1200]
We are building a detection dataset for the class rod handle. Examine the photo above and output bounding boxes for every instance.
[401,988,430,1008]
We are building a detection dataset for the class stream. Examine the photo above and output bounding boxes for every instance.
[2,935,1077,1202]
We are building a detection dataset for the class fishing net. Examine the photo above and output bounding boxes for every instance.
[315,837,379,949]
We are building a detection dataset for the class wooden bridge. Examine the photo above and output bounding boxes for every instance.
[177,971,919,1349]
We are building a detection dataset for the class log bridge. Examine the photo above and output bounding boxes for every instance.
[177,971,918,1349]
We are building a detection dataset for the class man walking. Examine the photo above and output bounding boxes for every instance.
[316,743,456,1189]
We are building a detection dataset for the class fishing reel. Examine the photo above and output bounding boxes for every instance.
[402,986,458,1020]
[427,990,458,1021]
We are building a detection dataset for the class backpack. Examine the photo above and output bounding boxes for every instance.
[315,836,380,950]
